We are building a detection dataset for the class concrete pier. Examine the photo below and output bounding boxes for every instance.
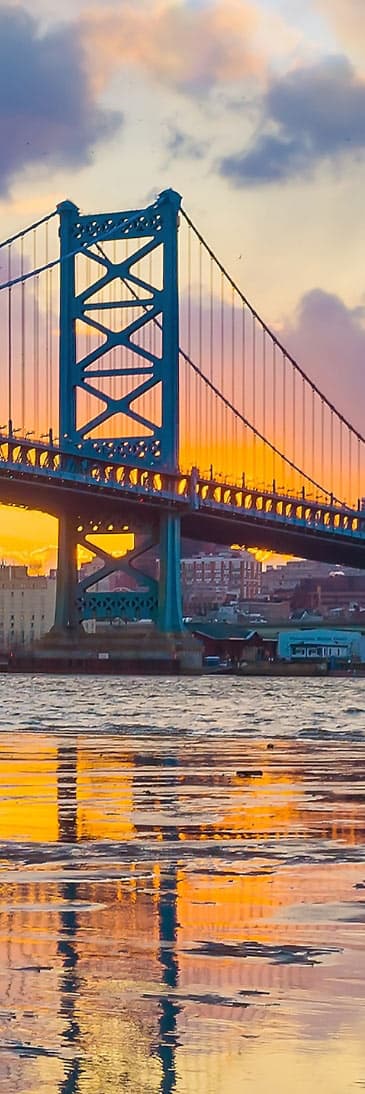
[13,623,203,675]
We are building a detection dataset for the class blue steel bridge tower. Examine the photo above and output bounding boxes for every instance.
[54,189,183,635]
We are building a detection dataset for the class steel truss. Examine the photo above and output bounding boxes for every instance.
[56,190,183,631]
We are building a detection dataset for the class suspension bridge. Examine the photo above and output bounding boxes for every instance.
[0,188,364,644]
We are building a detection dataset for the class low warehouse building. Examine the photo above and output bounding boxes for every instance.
[278,629,365,664]
[190,624,272,663]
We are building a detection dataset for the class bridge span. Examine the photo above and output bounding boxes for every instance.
[0,434,364,568]
[0,188,364,642]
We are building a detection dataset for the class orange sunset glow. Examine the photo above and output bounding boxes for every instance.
[2,4,365,1094]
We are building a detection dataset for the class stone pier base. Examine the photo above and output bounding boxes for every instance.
[13,623,202,675]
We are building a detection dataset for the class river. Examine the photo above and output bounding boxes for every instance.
[0,675,364,1093]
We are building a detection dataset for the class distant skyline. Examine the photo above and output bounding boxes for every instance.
[0,0,364,567]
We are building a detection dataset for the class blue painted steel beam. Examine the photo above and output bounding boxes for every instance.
[56,191,183,630]
[56,189,181,469]
[53,513,78,631]
[158,514,183,632]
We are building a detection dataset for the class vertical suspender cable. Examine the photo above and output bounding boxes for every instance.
[242,303,246,479]
[220,269,224,473]
[121,241,125,415]
[7,245,12,426]
[113,239,117,408]
[33,230,39,435]
[321,399,324,499]
[232,286,236,479]
[198,239,202,470]
[292,365,296,493]
[148,247,156,438]
[209,254,214,473]
[282,352,286,491]
[262,328,266,486]
[21,236,25,431]
[107,245,114,443]
[49,265,53,434]
[272,343,276,485]
[311,389,315,491]
[45,222,49,429]
[252,316,256,483]
[123,240,128,428]
[187,225,192,467]
[330,409,334,493]
[339,420,343,500]
[302,376,305,491]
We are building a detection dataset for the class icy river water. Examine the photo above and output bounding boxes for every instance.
[0,675,364,1093]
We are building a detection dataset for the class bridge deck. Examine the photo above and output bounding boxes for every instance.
[0,436,364,569]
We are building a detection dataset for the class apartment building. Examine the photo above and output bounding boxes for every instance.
[0,566,56,650]
[181,550,262,613]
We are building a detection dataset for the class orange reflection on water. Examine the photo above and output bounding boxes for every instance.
[76,749,135,842]
[0,738,58,842]
[0,718,365,1093]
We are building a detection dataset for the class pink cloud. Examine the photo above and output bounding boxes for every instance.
[82,0,267,95]
[319,1,365,64]
[283,288,365,436]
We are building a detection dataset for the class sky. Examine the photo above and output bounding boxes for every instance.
[0,0,364,569]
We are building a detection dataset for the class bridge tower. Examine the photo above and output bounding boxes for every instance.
[54,190,184,638]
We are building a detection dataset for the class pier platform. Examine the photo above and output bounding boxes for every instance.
[8,623,202,675]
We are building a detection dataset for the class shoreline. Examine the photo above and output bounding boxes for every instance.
[0,657,363,677]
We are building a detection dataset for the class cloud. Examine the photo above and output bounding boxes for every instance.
[318,1,365,66]
[282,289,365,435]
[82,0,266,95]
[0,4,123,194]
[166,127,206,161]
[219,55,365,185]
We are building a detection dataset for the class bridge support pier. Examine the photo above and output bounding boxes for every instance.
[37,508,201,672]
[54,514,78,632]
[158,513,183,633]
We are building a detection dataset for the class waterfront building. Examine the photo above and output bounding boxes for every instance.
[181,550,262,614]
[0,565,56,650]
[278,628,365,663]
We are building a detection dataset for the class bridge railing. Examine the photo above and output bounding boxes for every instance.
[0,433,364,540]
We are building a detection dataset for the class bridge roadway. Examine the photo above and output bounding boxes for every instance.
[0,435,364,569]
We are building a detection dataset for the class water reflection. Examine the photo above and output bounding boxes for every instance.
[157,757,180,1094]
[158,868,180,1094]
[0,677,365,1092]
[58,886,80,1094]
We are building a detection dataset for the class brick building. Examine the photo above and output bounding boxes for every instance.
[181,550,262,614]
[291,574,365,615]
[262,559,354,598]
